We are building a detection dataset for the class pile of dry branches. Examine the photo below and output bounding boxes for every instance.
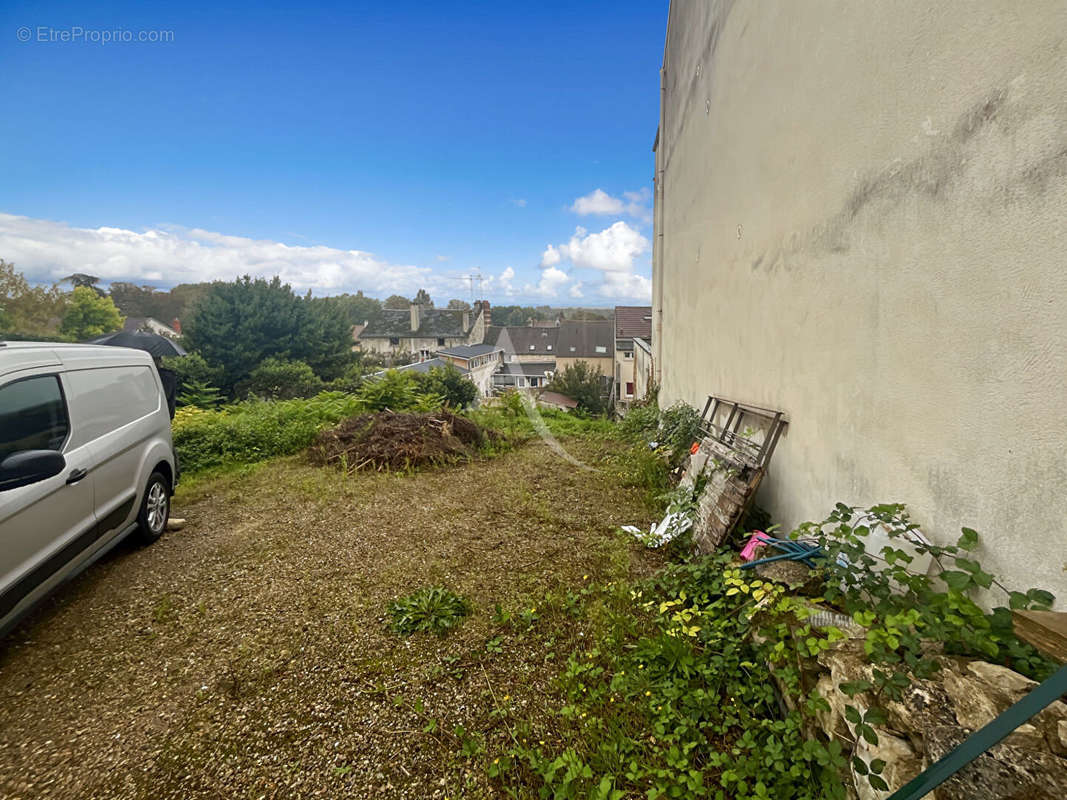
[310,411,487,472]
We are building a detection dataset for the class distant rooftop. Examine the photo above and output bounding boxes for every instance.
[614,306,653,340]
[436,343,502,359]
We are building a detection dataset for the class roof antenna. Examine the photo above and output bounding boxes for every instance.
[464,271,484,304]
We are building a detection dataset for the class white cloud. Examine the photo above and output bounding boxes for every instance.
[537,221,651,302]
[511,198,527,208]
[597,271,652,301]
[491,266,517,296]
[570,188,624,216]
[553,222,649,273]
[539,243,562,268]
[569,187,651,223]
[524,266,572,298]
[0,212,443,296]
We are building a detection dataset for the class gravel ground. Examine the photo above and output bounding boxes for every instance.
[0,437,660,799]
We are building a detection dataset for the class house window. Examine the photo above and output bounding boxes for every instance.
[529,345,536,351]
[569,346,576,352]
[546,345,552,351]
[530,377,539,388]
[626,382,634,396]
[437,337,445,346]
[389,337,400,346]
[624,351,633,359]
[595,345,607,354]
[419,349,430,361]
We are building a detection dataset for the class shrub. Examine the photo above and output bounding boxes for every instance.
[416,363,478,409]
[238,357,324,400]
[658,402,703,461]
[177,377,223,409]
[547,361,606,415]
[172,391,365,473]
[163,352,225,405]
[357,369,426,412]
[388,587,470,636]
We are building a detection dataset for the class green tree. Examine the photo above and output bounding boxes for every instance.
[384,294,410,309]
[547,360,606,414]
[162,351,225,388]
[446,299,470,310]
[314,292,383,328]
[413,288,433,307]
[181,276,352,393]
[416,363,477,408]
[62,273,104,296]
[0,259,68,339]
[60,286,124,340]
[238,357,324,400]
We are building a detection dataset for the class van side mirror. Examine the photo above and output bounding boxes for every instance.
[0,450,67,491]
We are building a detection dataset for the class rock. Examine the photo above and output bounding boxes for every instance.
[1004,723,1046,750]
[852,729,923,800]
[754,559,823,595]
[965,661,1038,698]
[925,725,1067,799]
[884,678,957,734]
[166,518,186,531]
[942,670,1010,730]
[1035,700,1067,756]
[814,674,851,740]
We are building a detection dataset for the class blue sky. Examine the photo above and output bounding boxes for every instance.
[0,0,666,305]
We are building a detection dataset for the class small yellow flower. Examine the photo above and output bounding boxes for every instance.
[583,574,589,580]
[645,691,651,696]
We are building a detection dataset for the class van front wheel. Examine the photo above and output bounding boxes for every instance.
[136,472,170,544]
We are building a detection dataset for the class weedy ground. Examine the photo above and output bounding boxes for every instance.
[0,434,664,799]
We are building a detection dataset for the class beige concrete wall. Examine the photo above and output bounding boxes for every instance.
[554,357,613,377]
[633,339,653,403]
[655,0,1067,604]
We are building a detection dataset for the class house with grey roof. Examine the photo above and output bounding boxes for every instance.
[485,325,559,363]
[435,343,504,397]
[613,305,653,404]
[354,299,490,361]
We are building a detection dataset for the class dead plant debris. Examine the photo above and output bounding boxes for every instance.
[310,411,489,472]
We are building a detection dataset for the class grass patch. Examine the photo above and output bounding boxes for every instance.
[389,587,472,636]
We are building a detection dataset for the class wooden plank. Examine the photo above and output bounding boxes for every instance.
[1012,609,1067,662]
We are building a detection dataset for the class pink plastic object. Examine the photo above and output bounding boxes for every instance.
[740,531,774,562]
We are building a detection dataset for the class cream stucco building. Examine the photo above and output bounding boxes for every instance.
[653,1,1067,604]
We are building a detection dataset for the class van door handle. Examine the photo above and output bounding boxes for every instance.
[66,468,88,485]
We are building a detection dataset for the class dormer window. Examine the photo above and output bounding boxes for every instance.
[546,345,552,351]
[595,345,607,353]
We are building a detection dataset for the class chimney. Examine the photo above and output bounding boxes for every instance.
[477,300,491,327]
[171,318,182,335]
[410,301,421,332]
[462,309,470,330]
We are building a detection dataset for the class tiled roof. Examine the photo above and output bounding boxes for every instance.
[487,326,559,356]
[614,306,653,340]
[388,357,469,375]
[556,320,613,358]
[436,343,502,358]
[498,361,555,376]
[360,308,471,339]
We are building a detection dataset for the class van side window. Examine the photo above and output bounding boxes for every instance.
[0,376,70,461]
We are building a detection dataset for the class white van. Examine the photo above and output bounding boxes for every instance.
[0,342,177,636]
